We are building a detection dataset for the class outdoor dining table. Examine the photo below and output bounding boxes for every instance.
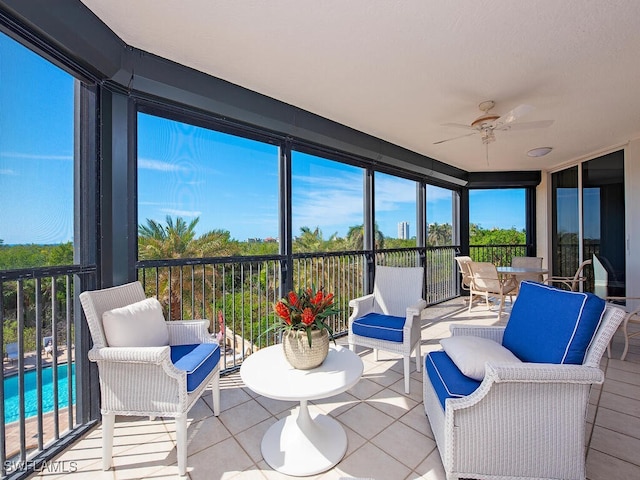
[496,266,549,282]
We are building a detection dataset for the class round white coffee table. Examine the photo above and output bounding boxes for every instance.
[240,344,363,476]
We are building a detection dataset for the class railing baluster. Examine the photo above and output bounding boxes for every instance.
[66,275,74,431]
[0,282,5,476]
[17,280,26,462]
[51,277,59,441]
[35,278,44,451]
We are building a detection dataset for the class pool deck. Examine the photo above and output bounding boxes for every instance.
[3,346,73,378]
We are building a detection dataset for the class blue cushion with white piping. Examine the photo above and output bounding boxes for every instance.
[502,281,606,364]
[425,351,482,410]
[351,312,405,342]
[170,343,220,392]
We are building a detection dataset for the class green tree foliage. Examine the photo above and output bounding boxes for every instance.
[427,222,453,246]
[345,223,384,250]
[470,224,525,245]
[384,238,416,249]
[0,241,73,269]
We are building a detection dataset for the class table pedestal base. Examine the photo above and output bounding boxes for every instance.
[261,400,347,476]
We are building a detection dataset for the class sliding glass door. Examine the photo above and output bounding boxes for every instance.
[582,151,625,294]
[551,150,625,293]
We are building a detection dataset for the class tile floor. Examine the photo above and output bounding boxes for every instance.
[31,298,640,480]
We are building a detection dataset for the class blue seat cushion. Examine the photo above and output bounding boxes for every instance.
[351,312,405,342]
[425,351,482,410]
[502,281,606,364]
[170,343,220,392]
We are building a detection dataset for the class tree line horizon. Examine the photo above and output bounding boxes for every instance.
[0,215,526,269]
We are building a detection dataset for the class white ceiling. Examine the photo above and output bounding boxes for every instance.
[80,0,640,172]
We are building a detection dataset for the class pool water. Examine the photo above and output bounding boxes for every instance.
[4,364,75,424]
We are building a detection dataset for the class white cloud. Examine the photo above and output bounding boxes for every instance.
[427,184,455,201]
[0,169,17,175]
[138,157,189,172]
[160,208,201,217]
[292,172,363,230]
[375,176,417,211]
[0,152,72,161]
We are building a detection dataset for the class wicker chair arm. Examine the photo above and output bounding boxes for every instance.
[403,299,427,331]
[348,294,375,322]
[166,320,214,345]
[449,325,506,343]
[486,362,604,384]
[88,345,171,364]
[446,363,603,415]
[406,299,427,317]
[90,346,187,414]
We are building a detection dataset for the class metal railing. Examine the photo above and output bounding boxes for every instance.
[468,244,528,266]
[0,265,96,478]
[136,247,460,374]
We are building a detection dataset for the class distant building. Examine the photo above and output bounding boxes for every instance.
[397,221,409,240]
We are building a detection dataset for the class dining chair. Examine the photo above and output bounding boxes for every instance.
[454,255,473,293]
[511,256,544,291]
[545,259,591,291]
[593,253,640,360]
[468,261,518,317]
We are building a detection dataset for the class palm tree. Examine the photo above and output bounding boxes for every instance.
[294,226,325,252]
[346,223,384,250]
[138,216,238,319]
[427,222,452,246]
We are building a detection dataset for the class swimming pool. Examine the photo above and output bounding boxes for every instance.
[4,364,75,424]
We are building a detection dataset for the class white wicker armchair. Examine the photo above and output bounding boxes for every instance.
[423,302,626,480]
[79,282,220,476]
[348,265,426,394]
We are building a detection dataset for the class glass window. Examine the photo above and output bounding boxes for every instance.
[137,113,280,258]
[426,185,454,246]
[291,151,364,252]
[0,32,75,268]
[552,167,579,278]
[375,172,417,248]
[582,151,625,293]
[469,189,526,241]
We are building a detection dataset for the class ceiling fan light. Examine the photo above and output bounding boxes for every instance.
[527,147,553,157]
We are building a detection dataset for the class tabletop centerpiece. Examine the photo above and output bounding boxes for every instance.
[273,286,339,369]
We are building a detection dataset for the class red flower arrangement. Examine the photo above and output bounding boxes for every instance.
[273,286,340,347]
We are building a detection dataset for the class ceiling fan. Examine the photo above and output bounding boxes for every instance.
[433,100,553,146]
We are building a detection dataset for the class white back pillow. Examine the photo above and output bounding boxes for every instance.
[440,336,521,381]
[102,298,169,347]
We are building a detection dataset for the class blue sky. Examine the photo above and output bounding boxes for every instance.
[1,32,525,245]
[0,33,74,245]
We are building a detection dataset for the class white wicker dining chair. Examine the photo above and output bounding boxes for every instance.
[348,265,426,394]
[79,281,221,476]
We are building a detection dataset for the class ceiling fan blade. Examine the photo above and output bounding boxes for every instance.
[494,104,534,127]
[440,122,475,130]
[433,131,477,145]
[499,119,554,130]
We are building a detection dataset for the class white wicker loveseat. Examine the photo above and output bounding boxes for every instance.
[79,281,221,476]
[423,281,626,480]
